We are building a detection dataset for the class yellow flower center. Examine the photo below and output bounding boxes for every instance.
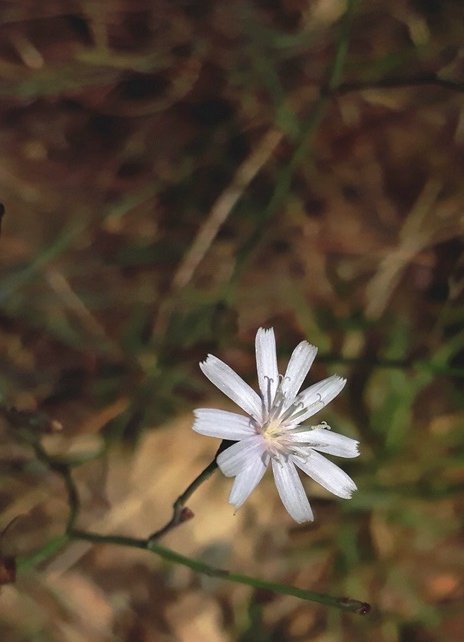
[261,418,284,440]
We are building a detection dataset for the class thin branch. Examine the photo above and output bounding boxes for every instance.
[148,459,216,540]
[173,129,284,292]
[5,412,370,614]
[153,129,283,337]
[70,528,370,615]
[29,439,81,532]
[148,439,234,541]
[17,535,69,571]
[1,406,80,532]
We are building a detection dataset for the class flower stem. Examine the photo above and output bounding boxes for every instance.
[8,408,370,615]
[148,439,235,540]
[70,528,370,615]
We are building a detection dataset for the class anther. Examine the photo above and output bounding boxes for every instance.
[280,400,305,423]
[263,375,274,412]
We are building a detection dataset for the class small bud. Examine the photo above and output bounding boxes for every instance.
[0,556,16,586]
[180,507,194,523]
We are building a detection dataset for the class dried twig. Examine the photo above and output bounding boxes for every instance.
[152,128,284,337]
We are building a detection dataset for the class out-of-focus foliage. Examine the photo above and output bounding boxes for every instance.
[1,0,463,640]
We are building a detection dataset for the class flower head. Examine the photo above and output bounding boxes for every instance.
[193,328,359,523]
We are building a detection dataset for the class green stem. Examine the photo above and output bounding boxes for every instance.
[70,529,370,615]
[327,0,359,91]
[17,535,69,572]
[7,410,371,615]
[148,458,218,539]
[149,439,233,540]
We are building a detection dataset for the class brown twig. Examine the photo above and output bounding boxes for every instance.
[152,128,284,338]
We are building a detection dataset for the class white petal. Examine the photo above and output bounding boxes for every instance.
[217,436,266,477]
[193,408,255,440]
[282,341,318,399]
[271,458,314,523]
[294,450,357,499]
[288,426,359,458]
[255,328,279,410]
[295,375,346,422]
[229,457,269,509]
[200,355,262,420]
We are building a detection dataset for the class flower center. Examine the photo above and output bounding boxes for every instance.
[253,375,314,458]
[261,418,284,440]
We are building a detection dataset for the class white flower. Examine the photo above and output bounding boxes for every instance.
[193,328,359,523]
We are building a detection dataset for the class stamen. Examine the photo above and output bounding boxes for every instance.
[268,386,286,420]
[288,393,324,422]
[249,418,259,434]
[272,452,290,466]
[269,399,284,421]
[292,448,312,463]
[279,373,291,396]
[263,375,274,413]
[279,400,304,423]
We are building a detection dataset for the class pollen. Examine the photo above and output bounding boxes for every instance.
[261,418,284,440]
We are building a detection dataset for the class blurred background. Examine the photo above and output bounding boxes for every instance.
[1,0,463,640]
